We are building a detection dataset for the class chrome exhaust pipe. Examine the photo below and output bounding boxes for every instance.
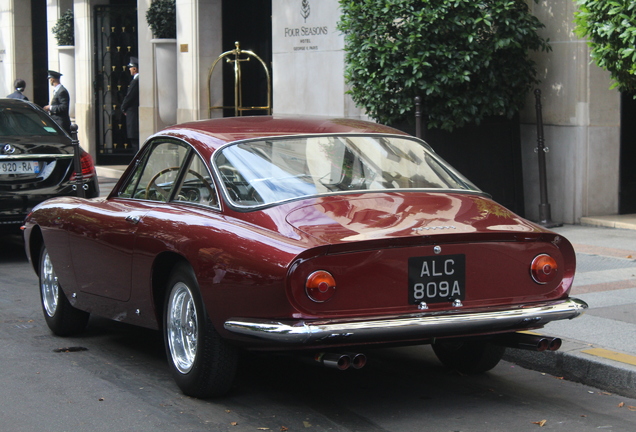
[495,333,561,352]
[345,352,367,369]
[548,337,562,351]
[315,352,351,370]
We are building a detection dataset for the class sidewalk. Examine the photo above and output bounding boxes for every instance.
[503,222,636,398]
[94,166,636,397]
[96,165,127,197]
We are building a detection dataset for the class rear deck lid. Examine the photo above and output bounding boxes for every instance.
[285,192,541,245]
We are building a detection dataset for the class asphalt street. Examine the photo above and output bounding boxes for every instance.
[2,230,636,431]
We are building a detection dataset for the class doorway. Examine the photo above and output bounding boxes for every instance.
[31,0,48,107]
[221,0,272,117]
[620,92,636,214]
[93,3,138,165]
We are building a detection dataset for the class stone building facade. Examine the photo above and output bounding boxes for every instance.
[0,0,629,223]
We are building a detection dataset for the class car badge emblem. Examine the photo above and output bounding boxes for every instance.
[3,144,15,154]
[412,225,457,232]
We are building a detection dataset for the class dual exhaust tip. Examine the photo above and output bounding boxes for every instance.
[314,352,367,370]
[311,333,559,371]
[495,333,562,352]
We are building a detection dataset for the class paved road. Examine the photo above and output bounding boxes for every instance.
[2,233,636,431]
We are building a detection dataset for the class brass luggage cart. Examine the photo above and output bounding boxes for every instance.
[207,41,271,117]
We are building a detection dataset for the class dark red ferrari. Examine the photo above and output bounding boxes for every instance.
[23,117,587,398]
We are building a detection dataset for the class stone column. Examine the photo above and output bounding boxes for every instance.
[138,0,156,140]
[175,0,223,123]
[520,0,620,223]
[71,0,98,155]
[0,0,32,98]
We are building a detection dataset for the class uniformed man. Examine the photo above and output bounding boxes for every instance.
[44,70,71,133]
[6,79,28,100]
[121,57,140,150]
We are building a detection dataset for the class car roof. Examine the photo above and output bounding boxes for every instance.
[0,98,44,111]
[156,116,410,149]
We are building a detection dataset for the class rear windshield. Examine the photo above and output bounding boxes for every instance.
[214,134,481,208]
[0,105,65,136]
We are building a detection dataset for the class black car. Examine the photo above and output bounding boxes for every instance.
[0,98,99,232]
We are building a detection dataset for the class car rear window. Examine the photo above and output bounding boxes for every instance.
[214,134,481,208]
[0,105,64,136]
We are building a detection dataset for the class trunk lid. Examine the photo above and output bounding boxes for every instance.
[285,192,541,244]
[284,192,574,318]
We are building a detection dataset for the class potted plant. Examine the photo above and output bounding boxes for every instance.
[52,9,74,46]
[146,0,176,39]
[146,0,177,125]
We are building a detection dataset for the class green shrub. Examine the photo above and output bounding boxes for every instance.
[338,0,550,131]
[146,0,176,39]
[52,9,74,46]
[574,0,636,93]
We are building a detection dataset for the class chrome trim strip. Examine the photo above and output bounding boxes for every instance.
[0,154,73,160]
[224,298,588,345]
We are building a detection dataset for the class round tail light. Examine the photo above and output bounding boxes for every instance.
[530,254,558,284]
[306,270,336,302]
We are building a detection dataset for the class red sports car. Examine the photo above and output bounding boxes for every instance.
[23,117,587,398]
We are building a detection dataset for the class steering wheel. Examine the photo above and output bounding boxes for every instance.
[145,167,180,201]
[145,167,216,203]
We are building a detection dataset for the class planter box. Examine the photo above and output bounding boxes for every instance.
[58,45,75,118]
[152,39,177,126]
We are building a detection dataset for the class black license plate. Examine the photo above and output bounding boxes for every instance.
[408,254,465,304]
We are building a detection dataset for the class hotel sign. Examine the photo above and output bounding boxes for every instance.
[273,0,343,53]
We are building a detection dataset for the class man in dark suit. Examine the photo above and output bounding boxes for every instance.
[6,79,28,100]
[121,57,139,150]
[43,70,71,133]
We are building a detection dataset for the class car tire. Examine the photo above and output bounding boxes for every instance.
[39,245,90,336]
[432,339,505,374]
[163,262,238,398]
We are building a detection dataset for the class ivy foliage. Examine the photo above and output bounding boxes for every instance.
[52,9,74,46]
[574,0,636,93]
[146,0,177,39]
[337,0,550,131]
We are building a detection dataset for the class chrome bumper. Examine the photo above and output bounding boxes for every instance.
[224,298,588,345]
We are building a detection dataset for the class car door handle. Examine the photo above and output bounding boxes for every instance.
[125,215,141,224]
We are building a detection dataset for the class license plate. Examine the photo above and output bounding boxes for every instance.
[0,161,40,174]
[408,254,465,304]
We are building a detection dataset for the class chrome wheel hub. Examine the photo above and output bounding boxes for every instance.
[167,282,198,374]
[41,251,58,317]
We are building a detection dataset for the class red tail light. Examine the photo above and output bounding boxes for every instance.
[530,254,558,284]
[70,150,96,180]
[306,270,336,303]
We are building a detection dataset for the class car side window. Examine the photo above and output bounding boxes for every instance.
[119,140,189,201]
[173,153,219,208]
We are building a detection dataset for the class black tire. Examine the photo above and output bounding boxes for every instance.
[432,339,505,374]
[39,245,90,336]
[163,262,238,398]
